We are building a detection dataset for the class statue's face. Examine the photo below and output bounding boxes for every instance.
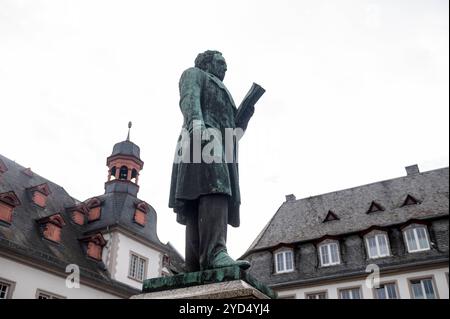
[208,54,227,81]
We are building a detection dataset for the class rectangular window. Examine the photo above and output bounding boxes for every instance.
[320,245,329,265]
[319,242,340,266]
[129,252,147,282]
[284,251,293,271]
[339,287,362,299]
[0,279,15,299]
[410,278,437,299]
[405,229,418,251]
[276,253,284,272]
[0,282,10,299]
[375,282,399,299]
[366,233,390,258]
[274,250,294,273]
[306,291,327,299]
[404,226,430,253]
[416,228,429,249]
[36,289,65,299]
[367,237,378,257]
[330,243,339,262]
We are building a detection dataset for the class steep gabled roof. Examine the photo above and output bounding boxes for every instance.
[246,167,449,253]
[0,154,140,297]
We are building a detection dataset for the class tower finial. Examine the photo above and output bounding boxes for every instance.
[127,121,132,141]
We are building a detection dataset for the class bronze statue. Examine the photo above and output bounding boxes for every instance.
[169,50,264,272]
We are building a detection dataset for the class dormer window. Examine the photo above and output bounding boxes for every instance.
[274,249,294,274]
[0,159,7,175]
[323,211,339,223]
[79,234,106,261]
[21,168,33,177]
[86,198,102,222]
[0,192,21,225]
[134,201,148,226]
[318,240,341,267]
[37,214,65,243]
[367,201,384,214]
[28,183,51,208]
[66,204,88,226]
[402,223,430,253]
[364,230,390,259]
[401,194,420,207]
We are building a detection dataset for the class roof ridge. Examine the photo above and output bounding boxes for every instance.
[0,153,72,196]
[290,166,449,204]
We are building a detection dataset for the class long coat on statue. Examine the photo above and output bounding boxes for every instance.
[169,67,243,227]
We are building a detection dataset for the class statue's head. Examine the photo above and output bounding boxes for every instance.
[195,50,227,81]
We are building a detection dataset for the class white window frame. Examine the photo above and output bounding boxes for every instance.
[0,278,15,299]
[409,277,438,299]
[274,249,294,274]
[338,286,363,299]
[365,231,391,259]
[280,294,297,299]
[128,251,148,282]
[35,289,65,299]
[306,291,328,299]
[318,241,341,267]
[373,282,399,299]
[403,224,431,253]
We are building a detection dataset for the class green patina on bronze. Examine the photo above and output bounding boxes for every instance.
[167,50,265,272]
[142,266,277,299]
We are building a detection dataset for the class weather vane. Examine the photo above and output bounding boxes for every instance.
[127,121,132,141]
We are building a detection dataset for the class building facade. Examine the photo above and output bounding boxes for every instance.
[0,136,183,299]
[243,165,449,299]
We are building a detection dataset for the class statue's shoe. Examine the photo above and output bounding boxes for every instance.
[209,251,251,270]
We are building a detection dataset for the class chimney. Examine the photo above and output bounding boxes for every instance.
[285,194,296,202]
[405,164,420,176]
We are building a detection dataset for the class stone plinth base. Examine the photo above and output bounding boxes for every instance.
[131,279,270,299]
[131,266,276,299]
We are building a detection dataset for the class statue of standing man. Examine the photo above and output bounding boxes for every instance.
[169,50,264,272]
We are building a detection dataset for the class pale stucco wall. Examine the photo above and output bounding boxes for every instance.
[0,256,120,299]
[107,231,164,290]
[276,266,449,299]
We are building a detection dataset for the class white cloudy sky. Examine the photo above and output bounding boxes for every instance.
[0,0,448,259]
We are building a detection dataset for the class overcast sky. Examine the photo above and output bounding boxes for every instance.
[1,0,448,259]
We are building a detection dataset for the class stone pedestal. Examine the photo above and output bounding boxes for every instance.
[131,266,276,299]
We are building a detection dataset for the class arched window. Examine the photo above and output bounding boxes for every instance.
[131,169,138,183]
[110,166,117,180]
[119,166,128,180]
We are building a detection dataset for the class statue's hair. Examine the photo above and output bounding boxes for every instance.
[194,50,223,71]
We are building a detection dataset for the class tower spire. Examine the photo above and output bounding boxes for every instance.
[127,121,132,141]
[106,122,144,195]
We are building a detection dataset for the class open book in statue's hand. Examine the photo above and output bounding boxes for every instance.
[235,82,265,131]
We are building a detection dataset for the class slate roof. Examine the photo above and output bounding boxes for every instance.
[0,153,184,295]
[0,154,141,296]
[110,140,141,160]
[246,166,449,253]
[82,191,168,252]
